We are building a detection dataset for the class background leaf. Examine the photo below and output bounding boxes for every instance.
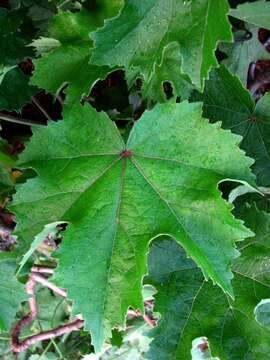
[0,8,34,66]
[221,27,270,86]
[91,0,232,89]
[196,65,270,186]
[230,0,270,30]
[31,9,112,107]
[146,203,270,359]
[141,42,194,103]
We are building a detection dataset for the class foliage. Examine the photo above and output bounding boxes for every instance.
[11,100,254,350]
[30,9,112,106]
[230,0,270,30]
[221,27,270,85]
[146,202,270,359]
[195,65,270,186]
[0,256,27,331]
[0,0,270,358]
[91,0,232,89]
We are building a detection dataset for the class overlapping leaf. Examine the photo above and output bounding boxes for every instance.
[221,27,270,86]
[31,9,113,106]
[146,204,270,359]
[230,0,270,30]
[0,66,37,111]
[90,0,232,89]
[11,101,254,350]
[11,0,59,30]
[142,43,194,103]
[196,65,270,186]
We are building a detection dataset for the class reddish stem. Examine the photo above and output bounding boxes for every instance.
[11,267,84,353]
[127,309,156,328]
[12,319,84,353]
[31,273,67,298]
[31,266,54,274]
[143,314,156,328]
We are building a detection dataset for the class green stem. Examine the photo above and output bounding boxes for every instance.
[52,339,64,358]
[40,340,53,358]
[31,96,52,121]
[0,112,46,127]
[57,0,73,10]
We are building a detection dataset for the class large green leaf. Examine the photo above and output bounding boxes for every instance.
[90,0,232,89]
[197,65,270,186]
[0,257,27,331]
[31,9,112,106]
[230,0,270,30]
[11,101,254,350]
[221,27,270,86]
[146,204,270,359]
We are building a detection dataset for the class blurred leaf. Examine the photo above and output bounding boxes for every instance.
[28,37,60,56]
[221,27,270,85]
[0,8,34,66]
[191,337,218,360]
[84,322,151,360]
[230,1,270,30]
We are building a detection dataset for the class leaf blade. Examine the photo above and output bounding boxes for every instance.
[11,102,254,350]
[91,0,232,89]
